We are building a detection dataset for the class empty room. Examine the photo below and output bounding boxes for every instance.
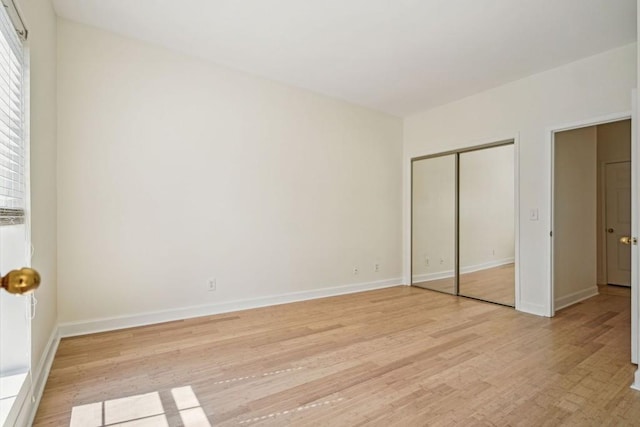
[1,0,640,425]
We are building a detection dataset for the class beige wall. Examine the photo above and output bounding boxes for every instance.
[404,43,636,315]
[56,19,403,324]
[553,127,598,307]
[596,120,631,284]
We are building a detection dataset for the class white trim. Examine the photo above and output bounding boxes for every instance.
[5,325,60,427]
[516,301,548,317]
[631,90,638,366]
[412,258,514,283]
[554,286,600,311]
[548,112,635,134]
[404,152,412,286]
[632,369,640,392]
[602,161,633,287]
[26,326,60,426]
[513,133,522,312]
[58,278,402,337]
[548,110,633,318]
[599,161,608,285]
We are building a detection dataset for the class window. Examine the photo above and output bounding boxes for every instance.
[0,0,26,225]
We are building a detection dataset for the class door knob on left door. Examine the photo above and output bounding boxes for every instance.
[1,268,41,295]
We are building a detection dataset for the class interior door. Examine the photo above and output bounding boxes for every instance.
[605,161,632,286]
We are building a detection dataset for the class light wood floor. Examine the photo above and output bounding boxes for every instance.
[413,263,515,306]
[34,285,640,426]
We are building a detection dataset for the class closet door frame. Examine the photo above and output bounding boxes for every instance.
[410,138,519,308]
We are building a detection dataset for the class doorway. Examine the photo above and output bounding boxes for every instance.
[551,117,635,363]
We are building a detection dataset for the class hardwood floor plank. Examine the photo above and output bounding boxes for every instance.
[34,285,640,426]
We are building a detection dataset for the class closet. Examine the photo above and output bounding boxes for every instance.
[411,141,515,307]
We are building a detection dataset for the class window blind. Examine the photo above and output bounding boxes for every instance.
[0,2,25,226]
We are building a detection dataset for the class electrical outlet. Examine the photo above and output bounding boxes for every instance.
[353,267,359,275]
[374,263,380,272]
[207,278,216,292]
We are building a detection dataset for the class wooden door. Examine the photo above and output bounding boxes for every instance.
[606,161,632,286]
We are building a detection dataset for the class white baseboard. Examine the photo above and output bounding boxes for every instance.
[554,286,600,311]
[6,324,60,427]
[58,278,402,337]
[632,368,640,392]
[517,301,549,317]
[412,258,514,283]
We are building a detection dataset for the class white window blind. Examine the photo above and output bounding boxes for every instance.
[0,2,25,226]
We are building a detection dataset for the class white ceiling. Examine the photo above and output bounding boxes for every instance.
[52,0,636,117]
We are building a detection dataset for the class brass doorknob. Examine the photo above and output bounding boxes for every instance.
[1,268,41,295]
[620,236,634,245]
[607,228,615,233]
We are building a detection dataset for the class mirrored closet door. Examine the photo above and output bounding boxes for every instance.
[458,144,515,306]
[411,154,456,294]
[411,142,515,307]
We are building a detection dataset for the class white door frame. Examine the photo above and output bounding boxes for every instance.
[548,110,637,369]
[632,91,640,390]
[603,160,632,287]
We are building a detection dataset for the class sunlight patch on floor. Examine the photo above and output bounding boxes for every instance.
[105,392,164,425]
[69,386,211,427]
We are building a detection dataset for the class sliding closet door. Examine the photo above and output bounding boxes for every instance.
[411,155,456,294]
[458,144,515,306]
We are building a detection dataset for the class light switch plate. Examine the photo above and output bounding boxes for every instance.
[529,208,539,221]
